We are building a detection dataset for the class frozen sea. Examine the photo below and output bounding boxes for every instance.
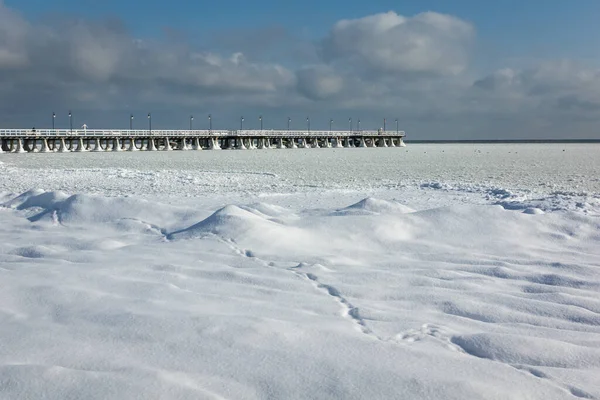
[1,144,599,399]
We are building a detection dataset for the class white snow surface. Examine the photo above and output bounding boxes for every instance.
[1,144,600,399]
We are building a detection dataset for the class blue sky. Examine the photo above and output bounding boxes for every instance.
[1,0,600,138]
[8,0,599,57]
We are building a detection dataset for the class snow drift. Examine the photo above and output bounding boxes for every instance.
[1,188,599,399]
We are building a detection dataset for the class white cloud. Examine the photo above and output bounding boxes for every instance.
[295,66,344,100]
[473,61,600,114]
[0,1,30,69]
[0,47,28,68]
[322,11,474,75]
[0,2,296,109]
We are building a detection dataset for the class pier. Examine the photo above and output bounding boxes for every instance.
[0,129,406,153]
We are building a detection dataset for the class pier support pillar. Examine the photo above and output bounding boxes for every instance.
[236,138,247,150]
[76,138,87,152]
[147,138,157,151]
[209,137,221,150]
[398,138,406,147]
[178,139,188,151]
[359,137,366,148]
[377,137,388,148]
[58,138,69,153]
[313,138,320,149]
[92,138,103,152]
[276,138,283,149]
[192,137,201,150]
[163,138,172,151]
[25,139,37,153]
[290,138,298,149]
[128,138,138,151]
[389,137,396,147]
[112,138,121,152]
[15,138,26,153]
[40,138,50,153]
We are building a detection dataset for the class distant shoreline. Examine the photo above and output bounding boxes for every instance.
[406,139,600,144]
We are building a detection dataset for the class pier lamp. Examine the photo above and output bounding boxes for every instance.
[208,114,212,131]
[190,115,194,131]
[395,118,398,133]
[52,112,55,130]
[130,114,134,131]
[383,118,386,132]
[259,115,263,131]
[287,117,291,131]
[306,116,310,132]
[148,113,152,134]
[69,111,72,133]
[349,117,352,133]
[330,119,333,132]
[240,116,244,130]
[357,118,361,132]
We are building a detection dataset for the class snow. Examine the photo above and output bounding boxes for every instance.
[1,144,600,399]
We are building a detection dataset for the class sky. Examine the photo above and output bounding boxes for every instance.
[1,0,600,139]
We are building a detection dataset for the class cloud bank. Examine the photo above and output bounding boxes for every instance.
[0,2,599,139]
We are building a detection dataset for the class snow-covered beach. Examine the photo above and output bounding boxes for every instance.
[1,144,599,399]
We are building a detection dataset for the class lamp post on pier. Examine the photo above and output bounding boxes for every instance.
[190,115,193,131]
[208,114,212,131]
[330,119,333,132]
[349,117,352,133]
[306,116,310,132]
[259,115,263,131]
[395,118,399,133]
[148,113,152,134]
[383,118,386,132]
[240,116,244,130]
[357,118,361,132]
[69,111,72,133]
[52,112,55,130]
[287,117,291,131]
[130,114,134,131]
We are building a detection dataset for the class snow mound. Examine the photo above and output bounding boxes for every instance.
[169,204,286,240]
[1,189,70,211]
[2,190,156,225]
[1,190,204,235]
[452,333,600,368]
[9,245,60,259]
[245,202,292,218]
[523,207,545,215]
[336,197,415,215]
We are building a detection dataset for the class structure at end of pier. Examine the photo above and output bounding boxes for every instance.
[0,129,406,153]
